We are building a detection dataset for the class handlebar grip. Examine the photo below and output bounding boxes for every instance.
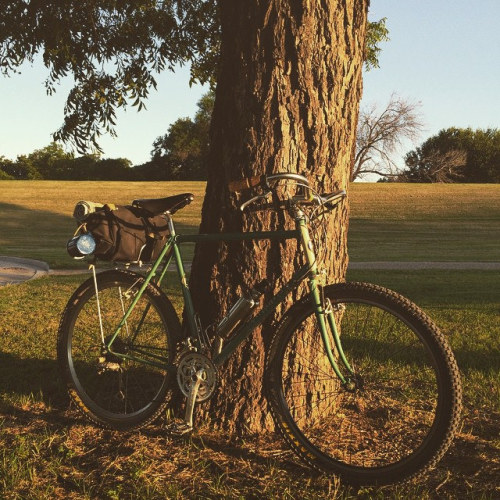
[228,175,265,193]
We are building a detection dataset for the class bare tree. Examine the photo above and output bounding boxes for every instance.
[401,148,467,183]
[352,94,423,181]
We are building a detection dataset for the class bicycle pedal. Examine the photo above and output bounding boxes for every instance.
[165,420,194,437]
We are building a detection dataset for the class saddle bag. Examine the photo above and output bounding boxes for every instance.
[81,204,169,263]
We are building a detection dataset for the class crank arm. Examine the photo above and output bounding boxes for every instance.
[184,369,203,429]
[166,368,204,436]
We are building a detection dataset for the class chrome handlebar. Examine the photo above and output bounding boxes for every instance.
[232,172,346,213]
[239,191,273,211]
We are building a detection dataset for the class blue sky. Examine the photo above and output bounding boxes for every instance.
[1,0,499,167]
[0,61,208,165]
[363,1,500,140]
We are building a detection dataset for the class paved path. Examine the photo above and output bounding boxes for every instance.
[0,257,50,286]
[1,256,499,287]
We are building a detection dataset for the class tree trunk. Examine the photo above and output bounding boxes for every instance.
[189,0,368,434]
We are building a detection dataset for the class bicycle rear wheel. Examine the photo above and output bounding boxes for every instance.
[57,269,181,430]
[266,282,462,485]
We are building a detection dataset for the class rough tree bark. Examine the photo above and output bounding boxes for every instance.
[189,0,369,434]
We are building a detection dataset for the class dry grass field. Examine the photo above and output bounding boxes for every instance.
[348,182,500,262]
[0,181,206,267]
[0,181,499,267]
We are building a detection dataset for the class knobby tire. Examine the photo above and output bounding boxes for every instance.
[265,282,462,486]
[57,269,181,430]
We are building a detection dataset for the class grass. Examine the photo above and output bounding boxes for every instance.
[348,183,500,262]
[0,271,498,499]
[0,181,499,267]
[0,181,498,497]
[0,181,205,268]
[347,269,500,415]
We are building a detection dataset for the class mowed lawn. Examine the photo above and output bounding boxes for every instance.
[348,183,500,262]
[0,181,499,267]
[0,181,499,498]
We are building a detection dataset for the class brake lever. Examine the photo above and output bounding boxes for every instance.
[321,190,347,208]
[239,190,272,211]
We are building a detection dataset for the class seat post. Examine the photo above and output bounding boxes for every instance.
[165,211,176,235]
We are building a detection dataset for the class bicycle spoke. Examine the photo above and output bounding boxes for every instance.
[63,273,174,425]
[271,290,452,474]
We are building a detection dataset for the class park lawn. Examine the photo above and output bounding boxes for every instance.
[347,183,500,262]
[0,181,498,497]
[0,181,499,267]
[0,270,498,499]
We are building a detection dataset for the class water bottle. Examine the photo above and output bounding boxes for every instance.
[216,287,263,339]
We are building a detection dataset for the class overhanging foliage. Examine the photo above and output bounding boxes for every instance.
[1,1,386,153]
[0,0,218,152]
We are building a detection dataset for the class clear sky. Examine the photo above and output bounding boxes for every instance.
[0,0,499,167]
[363,0,500,155]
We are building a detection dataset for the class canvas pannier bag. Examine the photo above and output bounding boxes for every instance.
[82,204,169,263]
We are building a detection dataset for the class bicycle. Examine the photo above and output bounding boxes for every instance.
[57,172,462,486]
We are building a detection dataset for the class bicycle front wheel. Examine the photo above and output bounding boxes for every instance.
[266,282,462,485]
[57,269,181,430]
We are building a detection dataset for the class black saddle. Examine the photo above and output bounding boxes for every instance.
[132,193,194,216]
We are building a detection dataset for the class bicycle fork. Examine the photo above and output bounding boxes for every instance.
[310,280,357,390]
[297,216,356,390]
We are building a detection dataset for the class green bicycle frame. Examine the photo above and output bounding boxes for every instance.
[105,211,354,384]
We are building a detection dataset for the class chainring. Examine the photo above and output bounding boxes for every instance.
[176,351,217,402]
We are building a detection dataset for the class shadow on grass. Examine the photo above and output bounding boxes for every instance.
[0,352,65,407]
[347,269,500,307]
[344,337,500,374]
[0,201,74,257]
[0,336,497,418]
[454,347,500,373]
[0,353,498,498]
[189,434,312,473]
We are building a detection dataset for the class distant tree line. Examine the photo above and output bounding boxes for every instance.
[0,92,213,181]
[354,95,499,183]
[2,91,498,184]
[0,143,134,180]
[398,127,500,183]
